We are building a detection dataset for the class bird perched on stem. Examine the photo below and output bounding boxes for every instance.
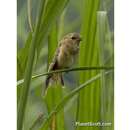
[45,32,82,89]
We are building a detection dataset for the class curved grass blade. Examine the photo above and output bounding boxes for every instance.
[36,0,69,56]
[77,0,100,129]
[29,113,44,130]
[97,11,114,130]
[27,0,33,32]
[17,32,32,80]
[17,1,47,130]
[39,70,113,129]
[17,66,114,86]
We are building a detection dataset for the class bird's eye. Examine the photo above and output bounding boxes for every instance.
[71,36,76,40]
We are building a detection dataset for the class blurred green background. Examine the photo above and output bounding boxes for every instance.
[17,0,114,130]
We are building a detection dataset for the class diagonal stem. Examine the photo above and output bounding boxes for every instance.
[39,70,113,129]
[17,66,114,86]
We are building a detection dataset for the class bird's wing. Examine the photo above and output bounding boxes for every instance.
[48,45,60,72]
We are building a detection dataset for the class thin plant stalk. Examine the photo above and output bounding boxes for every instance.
[27,0,33,32]
[40,70,112,129]
[17,1,46,130]
[17,66,114,86]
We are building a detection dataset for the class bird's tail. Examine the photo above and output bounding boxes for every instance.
[45,74,53,88]
[44,73,64,93]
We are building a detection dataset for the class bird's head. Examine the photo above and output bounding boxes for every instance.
[63,32,82,45]
[60,32,82,54]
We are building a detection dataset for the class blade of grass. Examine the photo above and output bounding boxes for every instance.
[17,1,46,130]
[97,12,107,128]
[18,0,71,129]
[90,26,101,130]
[27,0,33,32]
[58,9,66,39]
[48,23,58,65]
[43,21,65,130]
[17,32,32,80]
[105,12,114,130]
[29,113,44,130]
[39,70,113,129]
[29,71,112,130]
[36,0,69,57]
[17,66,114,86]
[97,11,114,130]
[77,1,100,130]
[17,2,28,44]
[44,84,65,130]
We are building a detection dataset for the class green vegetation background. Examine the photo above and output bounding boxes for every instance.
[17,0,114,130]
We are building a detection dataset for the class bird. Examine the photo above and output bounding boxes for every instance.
[45,32,82,89]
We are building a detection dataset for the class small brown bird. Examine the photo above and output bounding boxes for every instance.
[45,32,82,88]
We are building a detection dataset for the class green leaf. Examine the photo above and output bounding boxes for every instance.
[17,66,113,86]
[27,0,34,32]
[17,0,114,130]
[97,11,114,130]
[17,33,32,80]
[17,1,47,130]
[77,1,101,130]
[48,23,58,65]
[39,70,112,129]
[43,85,65,130]
[18,0,71,129]
[36,0,69,57]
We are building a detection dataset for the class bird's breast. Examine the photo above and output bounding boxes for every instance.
[57,47,74,68]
